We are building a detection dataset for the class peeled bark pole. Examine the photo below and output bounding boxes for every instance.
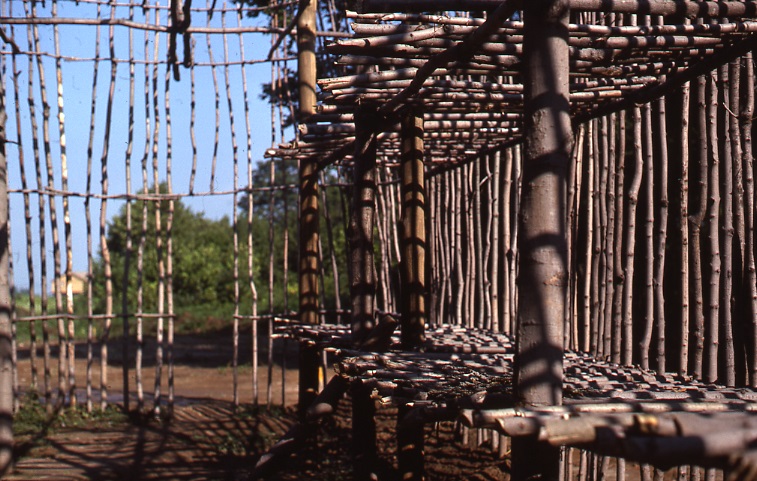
[350,106,379,346]
[513,0,571,479]
[297,0,319,326]
[741,53,757,387]
[623,107,643,367]
[690,76,708,379]
[0,74,11,477]
[640,103,655,370]
[720,64,736,386]
[297,0,320,415]
[705,72,721,384]
[397,404,426,481]
[654,94,669,373]
[679,81,691,375]
[352,381,378,480]
[399,109,427,349]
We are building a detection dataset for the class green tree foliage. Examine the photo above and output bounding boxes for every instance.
[94,185,240,323]
[239,160,351,317]
[91,159,350,330]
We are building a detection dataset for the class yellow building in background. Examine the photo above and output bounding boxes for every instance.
[50,272,87,296]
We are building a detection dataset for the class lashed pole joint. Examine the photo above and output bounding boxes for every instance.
[168,0,193,79]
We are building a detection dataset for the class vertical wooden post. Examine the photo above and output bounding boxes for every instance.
[512,0,570,479]
[352,380,377,480]
[400,109,427,349]
[297,0,320,415]
[0,67,11,476]
[350,106,379,346]
[654,93,669,374]
[397,404,425,481]
[705,72,721,383]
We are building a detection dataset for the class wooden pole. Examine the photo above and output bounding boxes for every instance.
[150,12,164,417]
[512,0,570,479]
[597,115,609,360]
[641,103,655,370]
[591,120,603,359]
[690,75,708,379]
[297,0,320,415]
[397,404,425,481]
[602,116,616,358]
[654,92,669,373]
[0,60,11,477]
[741,53,757,387]
[491,151,503,332]
[720,64,736,386]
[399,109,427,349]
[705,72,721,384]
[349,106,379,346]
[679,81,691,375]
[52,0,75,409]
[121,3,136,413]
[584,123,595,353]
[623,106,643,366]
[358,0,757,16]
[351,381,377,481]
[728,60,747,385]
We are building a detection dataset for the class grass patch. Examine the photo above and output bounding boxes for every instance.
[14,393,129,439]
[13,391,131,461]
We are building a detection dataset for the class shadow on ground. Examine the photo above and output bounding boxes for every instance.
[8,399,296,481]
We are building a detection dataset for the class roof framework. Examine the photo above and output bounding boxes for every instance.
[267,0,757,170]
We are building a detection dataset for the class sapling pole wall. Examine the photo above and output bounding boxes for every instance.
[411,52,757,391]
[413,36,757,389]
[0,0,332,420]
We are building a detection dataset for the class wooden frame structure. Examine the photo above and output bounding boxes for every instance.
[261,0,757,479]
[3,0,757,478]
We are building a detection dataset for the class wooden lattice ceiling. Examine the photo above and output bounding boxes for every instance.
[267,0,757,170]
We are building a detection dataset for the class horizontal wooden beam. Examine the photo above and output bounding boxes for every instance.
[377,0,521,116]
[575,34,757,124]
[571,0,757,17]
[357,0,757,18]
[0,16,352,37]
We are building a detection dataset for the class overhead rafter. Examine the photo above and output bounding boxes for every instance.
[266,1,757,174]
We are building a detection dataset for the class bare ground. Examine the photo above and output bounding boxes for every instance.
[6,333,511,481]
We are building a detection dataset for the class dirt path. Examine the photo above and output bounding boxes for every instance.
[13,332,301,408]
[7,333,512,481]
[7,333,302,480]
[7,401,297,481]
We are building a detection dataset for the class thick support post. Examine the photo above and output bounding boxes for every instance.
[297,0,320,415]
[349,107,379,347]
[0,70,11,477]
[397,404,425,481]
[297,340,320,419]
[351,381,377,481]
[399,110,427,349]
[512,0,571,479]
[297,0,317,120]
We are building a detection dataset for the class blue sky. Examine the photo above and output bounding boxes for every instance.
[4,0,295,291]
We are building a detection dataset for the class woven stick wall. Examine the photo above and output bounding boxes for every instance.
[0,0,352,426]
